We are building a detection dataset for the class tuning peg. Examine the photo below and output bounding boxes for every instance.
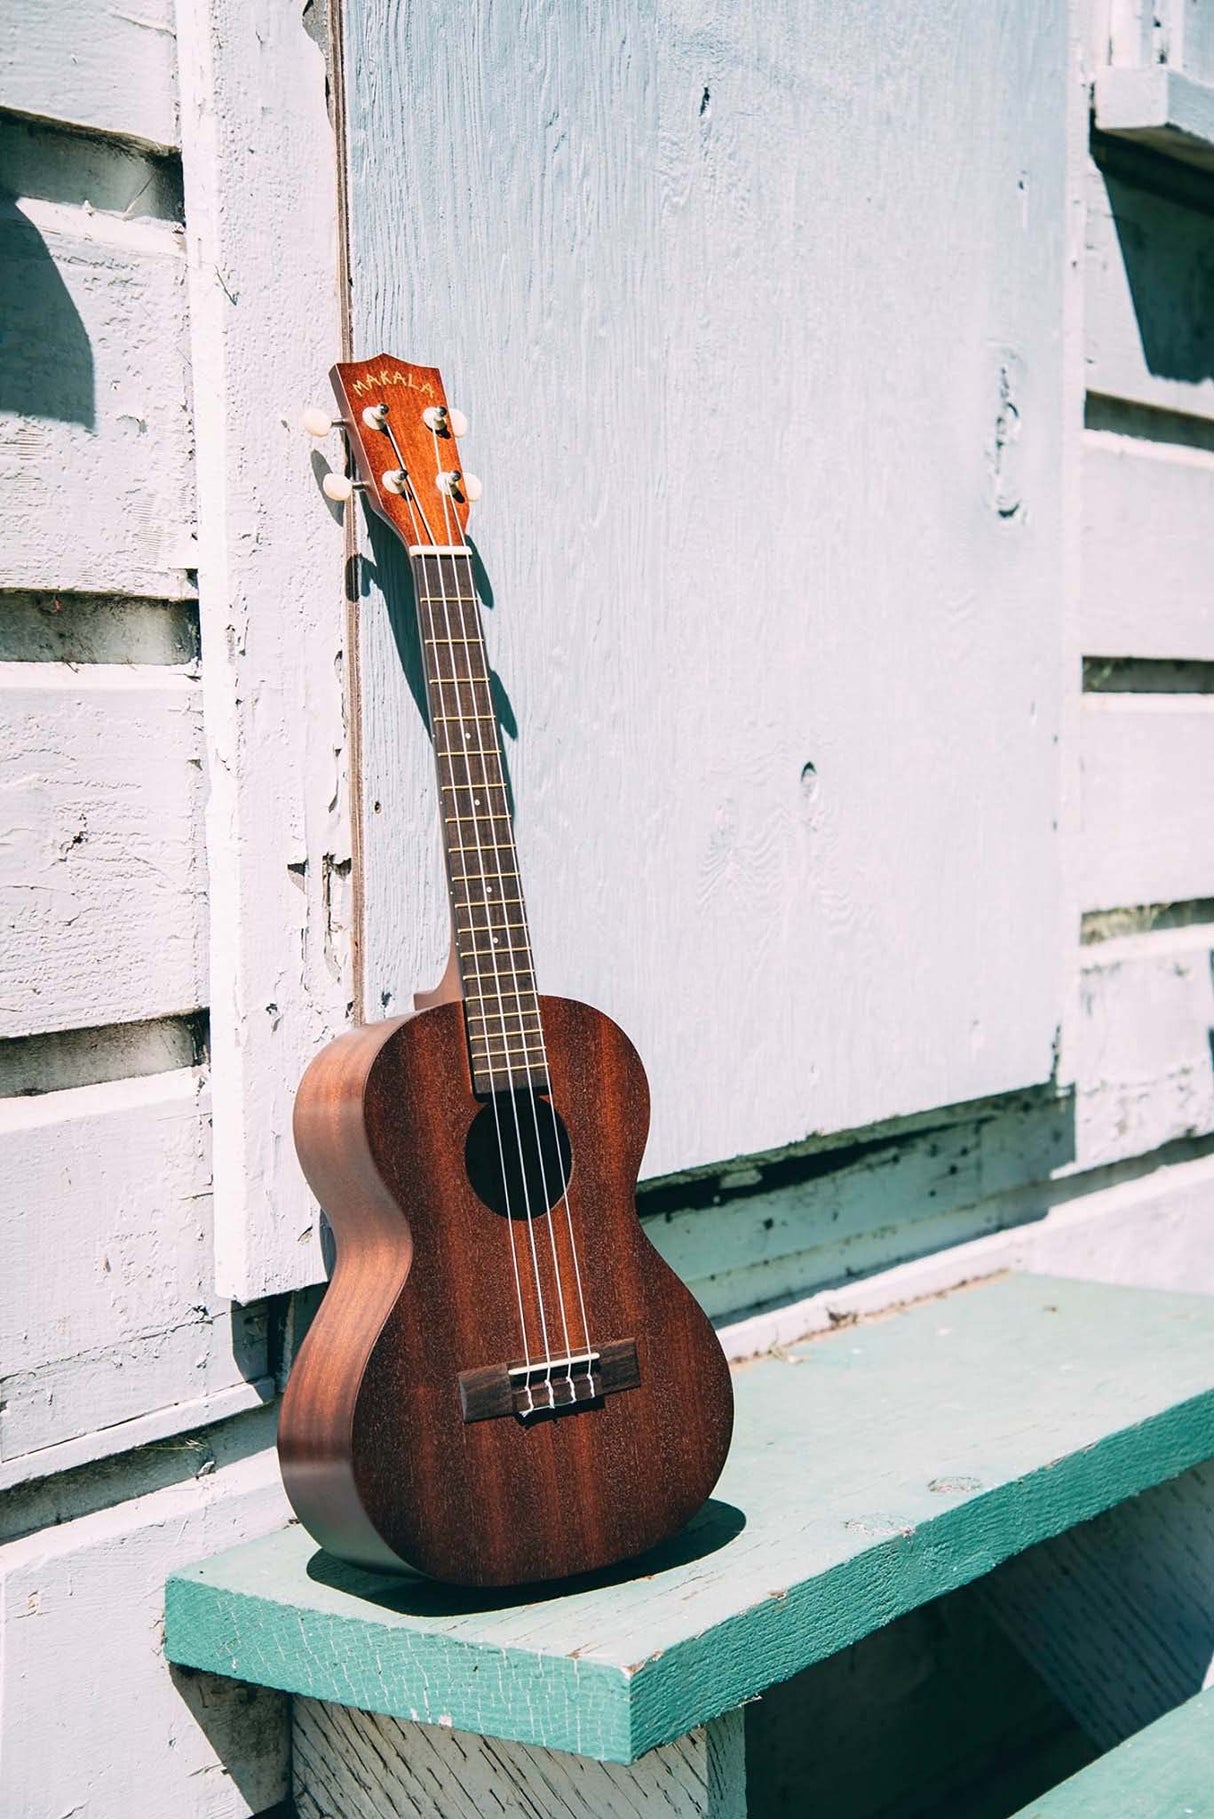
[302,407,346,437]
[423,405,469,438]
[362,404,389,431]
[382,469,408,495]
[322,472,363,503]
[436,470,483,503]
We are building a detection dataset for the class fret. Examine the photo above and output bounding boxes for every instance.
[454,899,525,914]
[465,1001,542,1021]
[465,1025,542,1040]
[456,912,530,929]
[469,1039,548,1062]
[405,545,548,1075]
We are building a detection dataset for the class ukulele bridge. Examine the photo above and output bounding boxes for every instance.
[458,1338,640,1423]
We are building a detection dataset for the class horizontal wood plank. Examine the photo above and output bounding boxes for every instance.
[1082,431,1214,659]
[0,1448,289,1818]
[1080,695,1214,911]
[167,1275,1214,1762]
[719,1151,1214,1361]
[1085,156,1214,420]
[0,200,196,599]
[0,0,178,150]
[1094,65,1214,175]
[1076,925,1214,1168]
[646,1090,1073,1323]
[0,666,206,1037]
[0,1071,270,1464]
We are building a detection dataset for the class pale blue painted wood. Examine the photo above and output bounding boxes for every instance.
[166,1276,1214,1762]
[341,0,1070,1180]
[1011,1686,1214,1817]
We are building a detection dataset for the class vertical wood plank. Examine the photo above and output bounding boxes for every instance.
[344,0,1069,1177]
[175,0,352,1298]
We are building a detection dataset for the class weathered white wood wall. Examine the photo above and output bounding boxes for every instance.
[347,0,1071,1178]
[1,0,348,1812]
[1,0,1213,1814]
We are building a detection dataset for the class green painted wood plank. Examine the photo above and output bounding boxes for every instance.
[165,1276,1214,1763]
[1012,1686,1214,1817]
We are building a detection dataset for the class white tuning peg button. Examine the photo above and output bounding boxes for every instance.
[381,469,408,495]
[362,404,389,430]
[461,472,483,502]
[322,472,355,503]
[423,405,469,437]
[302,406,335,437]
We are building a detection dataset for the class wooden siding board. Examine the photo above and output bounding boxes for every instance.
[346,0,1068,1178]
[1081,432,1214,659]
[175,0,352,1301]
[0,1071,274,1465]
[0,200,196,599]
[166,1275,1214,1762]
[294,1703,745,1819]
[1075,926,1214,1167]
[1094,65,1214,173]
[0,666,206,1037]
[0,1448,290,1819]
[717,1152,1214,1361]
[0,0,179,151]
[1080,694,1214,911]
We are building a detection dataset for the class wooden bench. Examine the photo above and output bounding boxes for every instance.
[165,1274,1214,1816]
[1011,1684,1214,1818]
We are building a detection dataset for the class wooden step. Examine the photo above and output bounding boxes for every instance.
[165,1274,1214,1765]
[1011,1685,1214,1817]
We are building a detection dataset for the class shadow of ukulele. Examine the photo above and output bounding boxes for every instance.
[304,1496,748,1618]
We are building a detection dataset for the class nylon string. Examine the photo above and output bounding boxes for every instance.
[431,447,592,1375]
[394,440,538,1408]
[423,438,561,1399]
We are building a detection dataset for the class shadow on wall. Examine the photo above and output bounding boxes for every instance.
[1099,143,1214,385]
[361,512,520,817]
[0,190,94,426]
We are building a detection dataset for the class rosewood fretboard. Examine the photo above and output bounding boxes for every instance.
[410,547,547,1098]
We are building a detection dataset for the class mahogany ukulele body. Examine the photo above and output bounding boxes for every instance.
[278,994,734,1586]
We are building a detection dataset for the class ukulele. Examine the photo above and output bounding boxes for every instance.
[279,357,734,1586]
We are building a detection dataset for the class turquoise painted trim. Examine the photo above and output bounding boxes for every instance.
[166,1276,1214,1762]
[1011,1686,1214,1816]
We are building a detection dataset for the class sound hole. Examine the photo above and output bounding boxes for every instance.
[465,1091,573,1219]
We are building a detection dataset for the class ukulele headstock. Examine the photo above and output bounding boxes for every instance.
[316,355,481,550]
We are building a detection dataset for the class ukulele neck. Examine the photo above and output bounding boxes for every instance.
[409,546,548,1098]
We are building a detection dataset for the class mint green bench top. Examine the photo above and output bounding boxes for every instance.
[165,1275,1214,1763]
[1012,1686,1214,1817]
